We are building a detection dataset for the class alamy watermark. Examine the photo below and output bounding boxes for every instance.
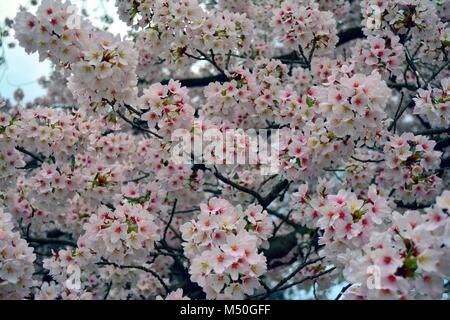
[65,264,81,291]
[67,5,82,29]
[366,5,382,30]
[366,265,382,290]
[171,121,281,175]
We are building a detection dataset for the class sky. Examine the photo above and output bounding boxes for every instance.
[0,0,127,103]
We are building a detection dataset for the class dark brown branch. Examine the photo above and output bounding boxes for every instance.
[162,199,177,244]
[268,209,300,229]
[116,109,163,139]
[97,261,170,294]
[350,156,384,163]
[213,168,266,205]
[125,172,151,183]
[389,97,413,132]
[436,137,450,150]
[251,258,333,299]
[15,146,44,163]
[335,283,352,300]
[387,82,418,91]
[440,156,450,168]
[423,61,450,88]
[161,27,364,88]
[336,27,364,46]
[414,127,450,136]
[255,256,325,299]
[160,74,227,87]
[213,168,289,209]
[264,232,298,262]
[262,179,290,208]
[27,237,77,247]
[274,267,336,293]
[395,201,431,210]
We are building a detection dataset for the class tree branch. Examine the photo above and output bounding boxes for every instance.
[97,261,170,294]
[162,27,364,88]
[27,237,77,247]
[15,146,44,163]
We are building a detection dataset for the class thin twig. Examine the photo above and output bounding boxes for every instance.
[350,156,384,163]
[15,146,44,163]
[413,127,450,136]
[423,61,449,88]
[27,237,77,247]
[335,283,352,300]
[116,109,163,139]
[97,261,170,294]
[163,199,178,243]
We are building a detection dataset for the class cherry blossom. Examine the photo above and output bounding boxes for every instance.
[0,208,36,299]
[181,198,272,299]
[2,0,449,301]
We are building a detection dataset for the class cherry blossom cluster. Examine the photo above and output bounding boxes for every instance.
[115,0,157,29]
[13,0,89,61]
[203,63,272,128]
[180,198,273,299]
[341,155,382,198]
[361,0,449,63]
[379,133,443,205]
[2,107,82,160]
[289,179,334,229]
[3,181,35,223]
[203,60,310,128]
[42,243,100,299]
[341,190,450,299]
[130,0,203,69]
[81,202,160,264]
[132,139,204,200]
[26,163,80,213]
[122,0,254,69]
[68,33,138,108]
[14,0,139,108]
[351,33,404,77]
[43,248,174,299]
[140,80,195,139]
[317,186,392,255]
[272,1,338,56]
[316,0,352,26]
[289,184,450,299]
[119,182,169,218]
[290,66,313,94]
[94,132,136,164]
[279,126,353,182]
[3,0,450,301]
[310,57,343,84]
[276,70,391,181]
[218,0,278,60]
[0,137,25,189]
[73,155,129,206]
[413,78,450,127]
[205,63,392,179]
[216,0,257,17]
[0,208,36,299]
[314,71,391,142]
[187,10,254,65]
[134,30,168,83]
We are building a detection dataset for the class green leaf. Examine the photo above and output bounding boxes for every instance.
[306,97,316,108]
